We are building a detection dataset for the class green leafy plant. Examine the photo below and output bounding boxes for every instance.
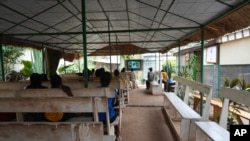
[57,64,74,74]
[3,45,24,73]
[20,60,33,77]
[162,62,175,80]
[222,77,250,129]
[179,54,198,80]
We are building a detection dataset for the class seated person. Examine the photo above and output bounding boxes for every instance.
[161,70,168,91]
[114,69,120,77]
[45,74,74,122]
[50,74,73,96]
[25,73,48,89]
[98,71,117,124]
[23,73,48,121]
[130,69,138,89]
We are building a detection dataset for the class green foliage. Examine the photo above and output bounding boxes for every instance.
[224,77,248,89]
[162,61,175,79]
[224,77,230,87]
[3,45,24,73]
[222,77,250,128]
[57,64,74,74]
[241,79,247,90]
[20,60,33,77]
[179,54,198,80]
[230,78,241,88]
[31,49,43,73]
[179,65,191,79]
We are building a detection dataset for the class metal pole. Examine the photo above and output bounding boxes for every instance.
[108,21,112,72]
[178,41,181,76]
[63,50,66,74]
[116,35,118,69]
[0,35,4,81]
[78,53,81,73]
[159,52,160,71]
[81,0,88,87]
[42,45,46,74]
[218,44,221,97]
[155,53,156,72]
[200,26,205,116]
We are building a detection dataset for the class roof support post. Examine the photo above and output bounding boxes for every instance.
[0,35,4,81]
[199,26,205,116]
[177,41,181,76]
[62,49,66,74]
[81,0,88,87]
[42,45,46,75]
[108,20,112,72]
[116,35,119,69]
[78,53,81,73]
[217,44,221,97]
[159,52,161,72]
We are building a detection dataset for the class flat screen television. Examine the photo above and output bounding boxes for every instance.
[125,59,143,71]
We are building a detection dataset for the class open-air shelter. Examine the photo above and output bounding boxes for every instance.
[0,0,250,83]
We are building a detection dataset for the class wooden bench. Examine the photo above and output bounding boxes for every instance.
[150,71,163,95]
[0,88,116,134]
[20,87,122,136]
[1,87,122,136]
[0,95,115,141]
[0,122,111,141]
[193,94,250,124]
[0,80,124,135]
[163,76,213,141]
[119,73,131,104]
[189,87,249,141]
[0,80,120,89]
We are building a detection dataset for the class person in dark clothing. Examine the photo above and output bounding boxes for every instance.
[23,73,48,121]
[98,71,117,124]
[45,74,74,122]
[121,67,126,73]
[40,73,49,81]
[95,68,105,78]
[26,73,48,89]
[50,74,73,97]
[146,67,154,89]
[114,69,120,77]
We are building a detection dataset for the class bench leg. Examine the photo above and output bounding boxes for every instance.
[180,119,191,141]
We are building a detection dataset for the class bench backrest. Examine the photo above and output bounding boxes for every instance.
[219,87,250,129]
[0,87,113,134]
[0,122,103,141]
[0,96,107,114]
[164,92,201,119]
[173,76,213,119]
[0,81,29,90]
[0,87,115,98]
[0,80,120,90]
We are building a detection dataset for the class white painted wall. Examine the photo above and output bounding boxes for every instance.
[220,37,250,65]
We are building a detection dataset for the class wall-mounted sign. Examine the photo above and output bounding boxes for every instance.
[206,46,217,63]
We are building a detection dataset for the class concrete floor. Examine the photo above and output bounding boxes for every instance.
[119,87,175,141]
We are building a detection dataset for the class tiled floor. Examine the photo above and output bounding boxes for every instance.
[119,87,175,141]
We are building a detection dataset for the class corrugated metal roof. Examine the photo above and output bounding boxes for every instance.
[0,0,249,56]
